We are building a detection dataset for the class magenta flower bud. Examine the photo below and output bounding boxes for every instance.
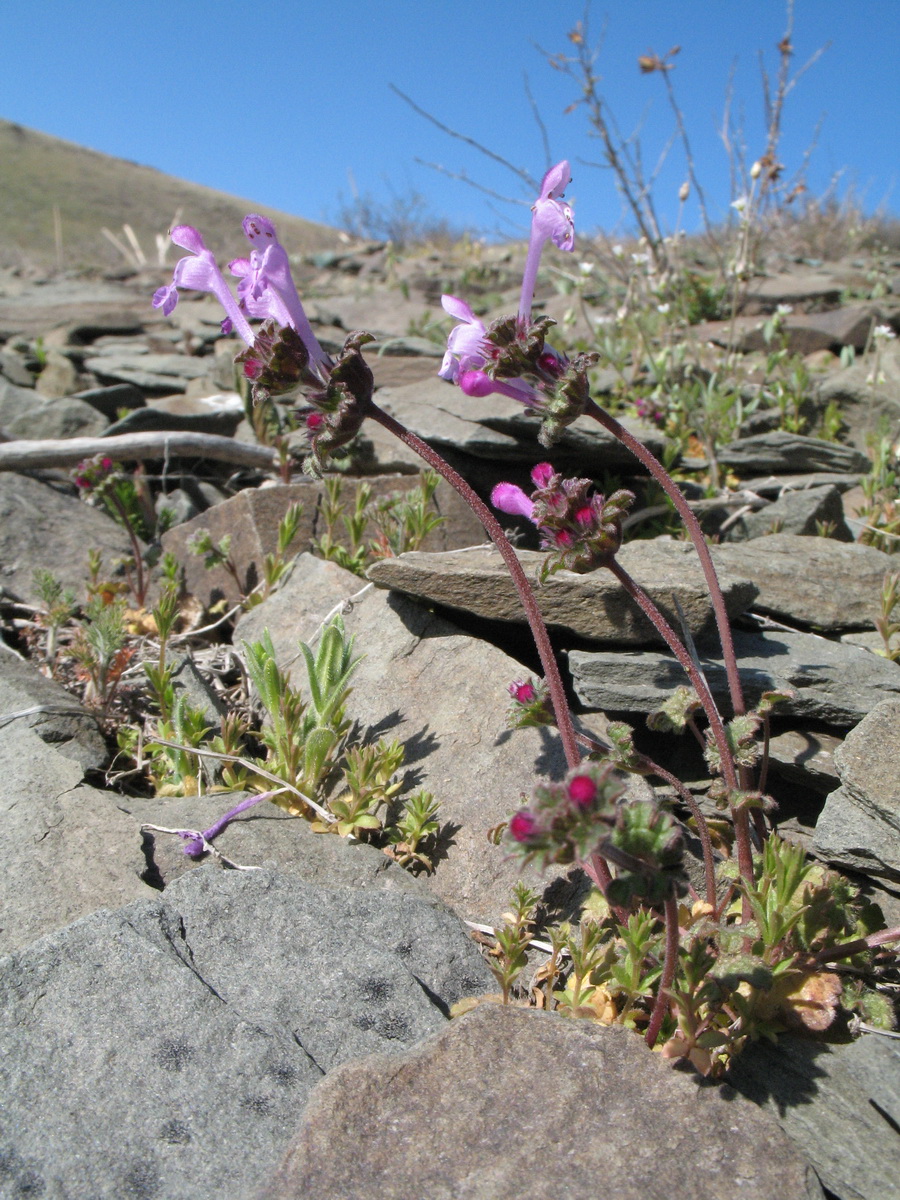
[458,369,497,397]
[509,810,539,843]
[491,482,536,522]
[554,530,574,548]
[567,774,597,809]
[306,411,324,431]
[531,462,555,489]
[509,680,537,704]
[101,457,113,471]
[574,505,593,526]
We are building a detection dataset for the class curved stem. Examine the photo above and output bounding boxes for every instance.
[366,401,581,769]
[606,557,754,892]
[574,730,716,908]
[583,398,745,719]
[646,895,679,1048]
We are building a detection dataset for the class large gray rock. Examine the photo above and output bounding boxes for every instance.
[4,394,109,439]
[260,1004,823,1200]
[163,476,484,609]
[237,564,627,924]
[0,901,323,1200]
[0,867,493,1200]
[376,374,666,467]
[570,627,900,727]
[83,350,215,392]
[0,472,135,606]
[728,1033,900,1200]
[367,540,757,647]
[813,698,900,881]
[0,651,106,771]
[816,339,900,450]
[712,534,893,630]
[0,722,152,955]
[715,431,870,475]
[724,484,853,542]
[125,790,429,893]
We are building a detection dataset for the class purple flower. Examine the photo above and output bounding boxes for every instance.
[491,481,535,521]
[438,295,488,382]
[175,793,268,858]
[230,215,330,376]
[519,160,575,322]
[457,369,541,407]
[152,225,255,346]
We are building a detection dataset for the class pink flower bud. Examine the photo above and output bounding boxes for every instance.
[509,680,537,704]
[568,775,597,809]
[509,810,539,843]
[531,462,555,489]
[306,412,324,431]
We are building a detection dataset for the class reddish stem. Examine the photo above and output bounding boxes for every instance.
[584,399,745,719]
[646,894,680,1048]
[367,402,581,768]
[605,557,754,898]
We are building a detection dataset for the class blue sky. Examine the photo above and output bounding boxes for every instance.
[1,1,897,240]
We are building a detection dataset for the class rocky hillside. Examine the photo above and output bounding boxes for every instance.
[0,204,899,1199]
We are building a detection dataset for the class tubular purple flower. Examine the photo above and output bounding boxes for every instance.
[518,160,575,323]
[491,481,536,521]
[458,369,541,407]
[176,792,269,858]
[234,215,331,375]
[438,295,488,382]
[152,225,255,346]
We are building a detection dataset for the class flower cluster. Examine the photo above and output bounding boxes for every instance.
[73,454,115,493]
[152,217,374,472]
[507,760,686,906]
[438,161,593,447]
[507,677,554,728]
[491,462,635,578]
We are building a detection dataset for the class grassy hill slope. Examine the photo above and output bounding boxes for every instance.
[0,119,343,271]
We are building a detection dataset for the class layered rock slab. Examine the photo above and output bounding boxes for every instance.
[259,1004,823,1200]
[367,540,757,647]
[813,698,900,881]
[570,628,900,727]
[711,535,893,631]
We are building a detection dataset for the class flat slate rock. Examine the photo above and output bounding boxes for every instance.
[0,866,493,1200]
[570,627,900,728]
[715,431,870,475]
[0,471,136,606]
[0,721,152,955]
[813,698,900,881]
[724,484,853,542]
[367,541,757,647]
[712,534,894,631]
[163,477,484,609]
[0,651,107,771]
[260,1004,823,1200]
[728,1033,900,1200]
[126,791,428,892]
[376,374,666,467]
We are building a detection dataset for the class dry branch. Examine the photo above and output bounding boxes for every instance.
[0,432,277,473]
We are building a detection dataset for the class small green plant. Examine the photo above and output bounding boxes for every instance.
[385,789,441,871]
[32,569,77,666]
[857,434,900,552]
[875,571,900,661]
[69,597,131,709]
[313,472,445,575]
[189,502,303,608]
